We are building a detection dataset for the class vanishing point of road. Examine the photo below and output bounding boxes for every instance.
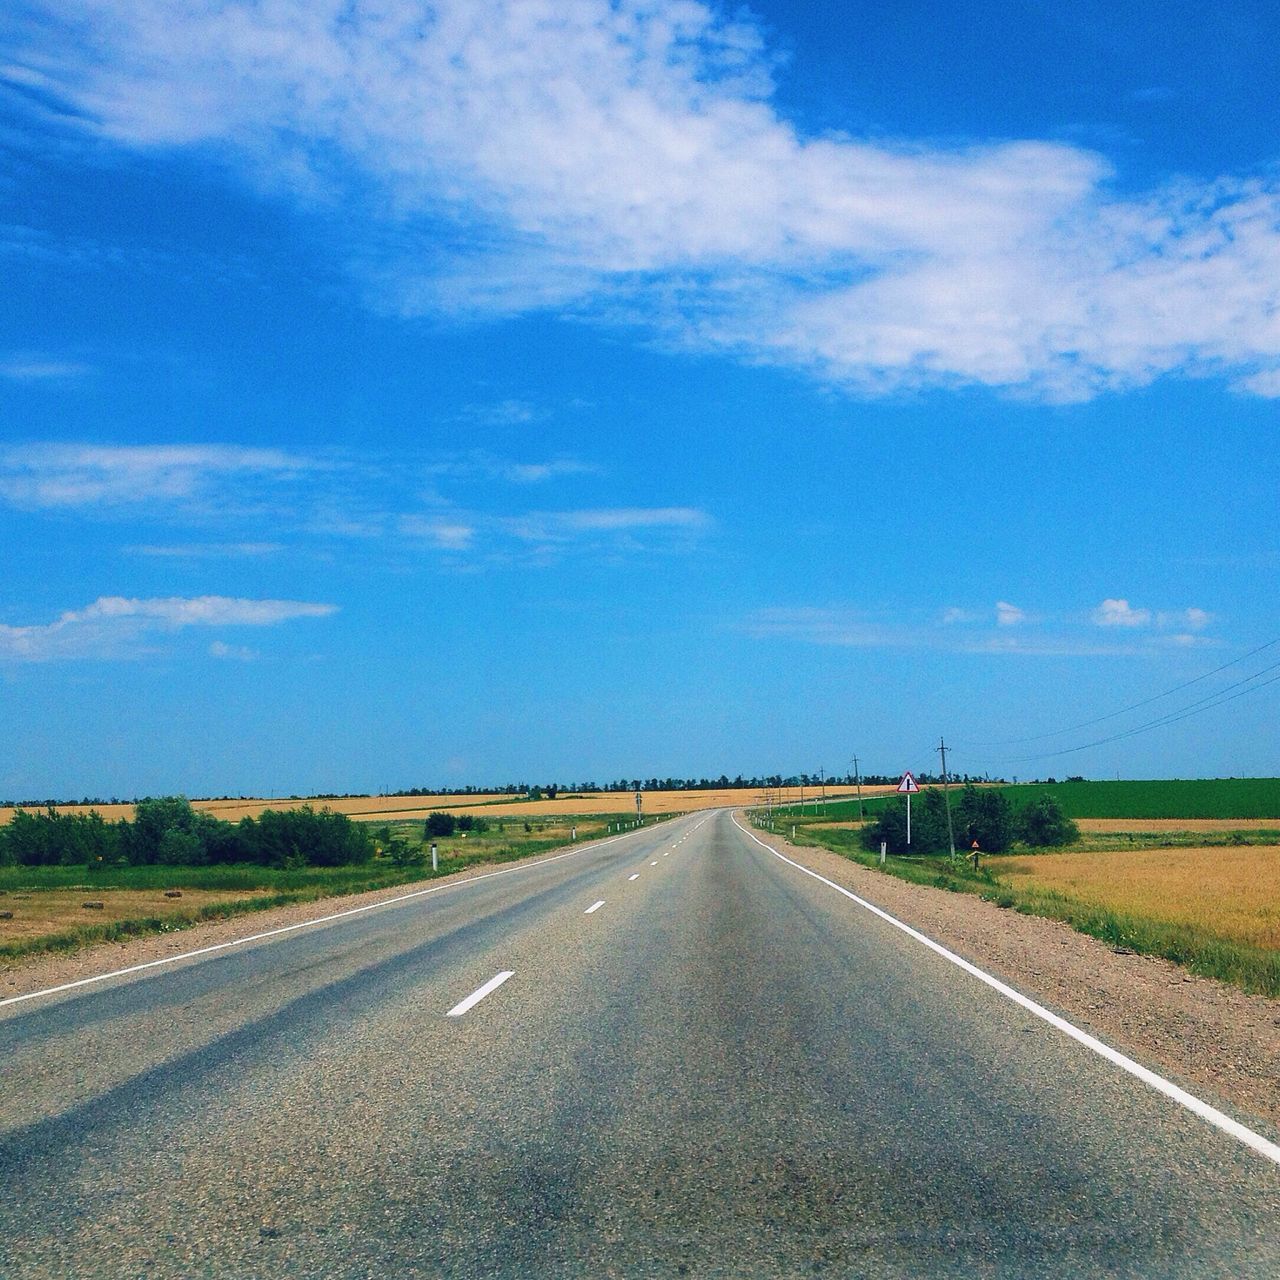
[2,810,1278,1278]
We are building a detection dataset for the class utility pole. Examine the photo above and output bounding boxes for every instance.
[852,755,863,822]
[819,767,826,814]
[937,737,956,858]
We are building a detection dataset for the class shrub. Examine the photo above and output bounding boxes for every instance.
[1014,794,1079,847]
[957,784,1014,854]
[862,790,953,855]
[425,812,457,838]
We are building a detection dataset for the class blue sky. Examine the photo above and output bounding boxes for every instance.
[1,0,1278,797]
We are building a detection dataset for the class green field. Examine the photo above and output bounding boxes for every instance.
[772,778,1280,823]
[989,778,1280,819]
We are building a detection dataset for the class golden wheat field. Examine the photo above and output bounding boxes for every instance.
[997,845,1280,949]
[1,785,887,826]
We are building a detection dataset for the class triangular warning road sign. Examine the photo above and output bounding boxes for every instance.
[897,771,920,794]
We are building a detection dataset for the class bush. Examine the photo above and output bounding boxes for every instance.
[425,812,457,838]
[862,790,954,855]
[957,784,1013,854]
[0,807,122,866]
[241,806,374,867]
[1013,794,1079,847]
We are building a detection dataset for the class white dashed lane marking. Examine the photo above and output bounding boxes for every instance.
[446,971,514,1018]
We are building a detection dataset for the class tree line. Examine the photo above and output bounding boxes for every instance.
[0,798,373,869]
[862,786,1078,856]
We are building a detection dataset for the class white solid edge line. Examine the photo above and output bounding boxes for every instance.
[729,812,1280,1170]
[446,970,514,1017]
[585,900,605,914]
[0,816,685,1012]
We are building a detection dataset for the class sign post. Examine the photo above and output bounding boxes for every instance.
[897,771,920,846]
[635,790,643,825]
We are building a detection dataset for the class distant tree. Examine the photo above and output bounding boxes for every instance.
[1014,794,1079,847]
[426,811,457,838]
[123,797,203,865]
[387,838,425,868]
[240,806,373,867]
[862,790,952,855]
[956,784,1013,854]
[157,828,205,866]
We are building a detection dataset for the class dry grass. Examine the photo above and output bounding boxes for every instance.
[997,845,1280,950]
[0,887,274,942]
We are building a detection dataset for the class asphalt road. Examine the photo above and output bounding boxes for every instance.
[2,810,1279,1278]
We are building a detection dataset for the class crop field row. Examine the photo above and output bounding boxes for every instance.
[773,778,1280,824]
[1,785,884,827]
[996,845,1280,951]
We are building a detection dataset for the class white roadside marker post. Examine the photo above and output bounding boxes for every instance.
[431,842,438,872]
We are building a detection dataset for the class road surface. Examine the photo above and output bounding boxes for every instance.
[2,810,1278,1277]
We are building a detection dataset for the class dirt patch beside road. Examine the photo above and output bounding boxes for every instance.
[745,822,1280,1138]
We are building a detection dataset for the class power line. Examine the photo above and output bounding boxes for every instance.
[992,664,1280,763]
[960,635,1280,748]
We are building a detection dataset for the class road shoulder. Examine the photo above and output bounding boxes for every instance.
[742,818,1280,1135]
[0,834,626,1007]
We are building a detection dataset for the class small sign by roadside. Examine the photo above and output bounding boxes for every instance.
[897,772,918,844]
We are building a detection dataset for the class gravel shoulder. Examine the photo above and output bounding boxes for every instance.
[746,822,1280,1138]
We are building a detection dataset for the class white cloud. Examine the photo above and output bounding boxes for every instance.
[503,506,711,544]
[398,514,477,551]
[504,460,597,484]
[13,1,1280,400]
[397,503,711,561]
[0,443,313,508]
[745,599,1222,657]
[1093,598,1153,628]
[129,541,284,558]
[1158,606,1213,631]
[456,399,542,427]
[0,355,94,381]
[1234,368,1280,397]
[1093,599,1212,631]
[0,595,337,662]
[209,639,257,661]
[741,606,1144,657]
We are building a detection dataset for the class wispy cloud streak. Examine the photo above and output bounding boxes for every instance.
[0,595,338,662]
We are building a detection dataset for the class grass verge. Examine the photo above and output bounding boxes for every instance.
[0,814,669,965]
